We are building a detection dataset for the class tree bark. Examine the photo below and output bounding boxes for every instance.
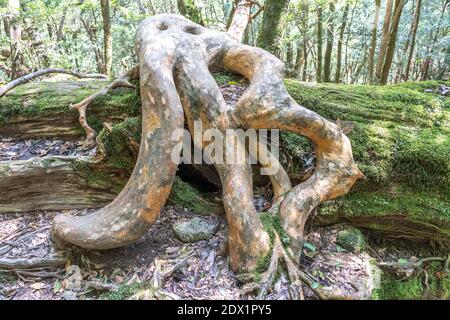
[380,0,406,85]
[334,3,349,83]
[256,0,290,55]
[375,0,393,82]
[368,0,381,83]
[100,0,113,76]
[323,1,336,83]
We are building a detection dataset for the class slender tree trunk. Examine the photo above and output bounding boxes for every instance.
[294,41,304,76]
[80,13,103,74]
[368,0,382,83]
[380,0,406,85]
[335,3,349,83]
[299,0,309,81]
[8,0,22,79]
[323,1,335,83]
[316,5,323,83]
[403,0,421,81]
[100,0,113,76]
[256,0,290,55]
[375,0,393,82]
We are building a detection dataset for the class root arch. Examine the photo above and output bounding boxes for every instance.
[50,13,362,278]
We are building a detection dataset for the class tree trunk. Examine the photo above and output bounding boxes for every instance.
[50,13,362,274]
[323,1,335,83]
[368,0,382,83]
[335,3,350,83]
[8,0,22,79]
[380,0,406,85]
[375,0,393,82]
[176,0,205,26]
[100,0,113,76]
[404,0,421,81]
[316,5,323,83]
[301,1,309,82]
[256,0,290,55]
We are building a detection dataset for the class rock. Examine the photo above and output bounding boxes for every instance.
[337,228,366,253]
[172,217,219,243]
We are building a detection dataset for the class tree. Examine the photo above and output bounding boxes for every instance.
[335,3,350,83]
[323,0,335,83]
[100,0,112,76]
[8,0,22,79]
[316,4,323,82]
[380,0,406,85]
[403,0,422,81]
[256,0,290,55]
[375,0,394,82]
[368,0,382,83]
[0,0,361,299]
[177,0,205,26]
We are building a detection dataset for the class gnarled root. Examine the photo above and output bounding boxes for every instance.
[51,14,362,279]
[241,233,329,300]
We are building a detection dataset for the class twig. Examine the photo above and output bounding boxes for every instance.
[378,256,447,269]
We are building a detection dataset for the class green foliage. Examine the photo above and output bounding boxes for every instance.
[374,262,450,300]
[99,282,144,300]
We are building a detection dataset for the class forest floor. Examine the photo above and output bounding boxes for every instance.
[1,79,447,300]
[1,202,439,300]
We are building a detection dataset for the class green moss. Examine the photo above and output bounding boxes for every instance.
[0,272,15,285]
[259,212,290,246]
[375,262,450,300]
[337,228,366,253]
[168,177,219,215]
[213,72,245,86]
[97,117,141,172]
[282,79,450,241]
[0,81,140,134]
[99,282,144,300]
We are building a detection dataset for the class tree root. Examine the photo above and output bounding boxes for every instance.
[242,233,329,300]
[129,250,193,300]
[0,68,107,98]
[50,13,362,283]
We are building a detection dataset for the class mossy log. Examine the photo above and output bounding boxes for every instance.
[0,155,223,215]
[1,72,449,243]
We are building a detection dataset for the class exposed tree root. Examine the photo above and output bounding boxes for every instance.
[0,68,107,98]
[242,233,330,300]
[48,13,362,278]
[129,250,193,300]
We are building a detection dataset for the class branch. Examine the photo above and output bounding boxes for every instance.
[0,68,107,98]
[70,65,139,146]
[0,254,67,270]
